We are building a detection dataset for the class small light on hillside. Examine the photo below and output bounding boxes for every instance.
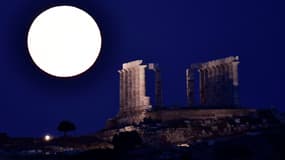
[44,134,52,142]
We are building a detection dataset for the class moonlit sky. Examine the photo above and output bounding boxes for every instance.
[28,6,102,77]
[0,0,285,137]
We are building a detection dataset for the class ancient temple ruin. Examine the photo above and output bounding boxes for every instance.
[118,60,151,117]
[99,56,278,149]
[115,60,162,125]
[186,56,240,107]
[106,56,242,127]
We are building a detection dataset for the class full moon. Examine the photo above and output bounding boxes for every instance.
[27,6,102,77]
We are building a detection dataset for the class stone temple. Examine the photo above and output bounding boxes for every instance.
[105,56,255,129]
[97,56,280,146]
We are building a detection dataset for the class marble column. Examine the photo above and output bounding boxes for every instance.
[134,68,139,107]
[125,69,130,108]
[215,65,221,105]
[220,64,226,106]
[231,61,240,106]
[155,69,163,107]
[207,67,214,105]
[118,70,123,108]
[148,63,163,108]
[212,66,217,105]
[138,66,147,107]
[186,68,195,106]
[199,69,206,105]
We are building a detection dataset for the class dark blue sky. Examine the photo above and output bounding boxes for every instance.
[0,0,284,137]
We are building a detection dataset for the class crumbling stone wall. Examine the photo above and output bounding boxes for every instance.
[147,109,256,122]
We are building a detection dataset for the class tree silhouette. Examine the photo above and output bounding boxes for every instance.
[57,120,76,137]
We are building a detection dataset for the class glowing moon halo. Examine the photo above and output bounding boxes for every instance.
[27,6,102,77]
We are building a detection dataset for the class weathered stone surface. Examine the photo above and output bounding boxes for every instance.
[186,68,195,106]
[187,56,240,107]
[147,108,256,122]
[100,57,281,151]
[100,108,280,148]
[108,57,242,128]
[115,60,152,125]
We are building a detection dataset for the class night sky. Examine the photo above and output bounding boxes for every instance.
[0,0,284,137]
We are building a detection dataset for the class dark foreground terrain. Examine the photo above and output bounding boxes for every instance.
[1,126,285,160]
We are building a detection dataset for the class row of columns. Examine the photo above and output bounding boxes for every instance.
[118,60,150,115]
[118,56,239,115]
[186,56,240,107]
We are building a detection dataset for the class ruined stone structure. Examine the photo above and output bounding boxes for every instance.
[118,60,151,115]
[148,63,163,108]
[106,57,241,128]
[148,108,255,122]
[186,56,240,107]
[112,60,163,125]
[101,108,258,142]
[99,56,280,149]
[116,60,151,124]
